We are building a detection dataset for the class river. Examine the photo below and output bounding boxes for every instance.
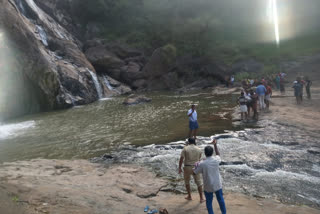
[0,90,238,162]
[0,90,319,208]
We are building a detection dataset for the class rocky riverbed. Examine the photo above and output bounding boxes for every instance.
[0,85,320,214]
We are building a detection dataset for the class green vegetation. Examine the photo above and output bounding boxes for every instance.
[72,0,320,68]
[11,196,19,202]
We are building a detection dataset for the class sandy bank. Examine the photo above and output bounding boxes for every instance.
[0,159,319,214]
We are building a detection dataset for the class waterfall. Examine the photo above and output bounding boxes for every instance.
[87,69,103,99]
[36,25,48,46]
[16,0,26,16]
[103,75,114,91]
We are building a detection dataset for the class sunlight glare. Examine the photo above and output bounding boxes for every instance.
[272,0,280,46]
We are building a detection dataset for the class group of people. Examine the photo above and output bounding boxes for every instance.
[238,79,273,122]
[293,76,312,104]
[181,72,313,213]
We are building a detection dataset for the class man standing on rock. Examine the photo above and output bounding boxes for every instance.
[256,82,267,110]
[178,138,205,203]
[194,139,226,214]
[188,104,199,139]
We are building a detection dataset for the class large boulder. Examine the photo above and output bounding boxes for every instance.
[123,95,152,105]
[142,45,177,90]
[84,39,146,89]
[85,46,125,70]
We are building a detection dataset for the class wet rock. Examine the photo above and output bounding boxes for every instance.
[0,0,99,119]
[102,154,113,160]
[123,95,152,105]
[307,150,320,155]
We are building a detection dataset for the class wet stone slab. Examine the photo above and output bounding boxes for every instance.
[92,118,320,208]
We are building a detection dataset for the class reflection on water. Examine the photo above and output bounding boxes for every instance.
[0,90,238,162]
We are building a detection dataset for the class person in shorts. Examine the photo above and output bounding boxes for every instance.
[178,138,205,202]
[188,104,199,139]
[238,92,248,121]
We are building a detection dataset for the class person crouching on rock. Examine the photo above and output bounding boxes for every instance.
[238,92,248,121]
[188,104,199,139]
[178,138,205,203]
[193,140,226,214]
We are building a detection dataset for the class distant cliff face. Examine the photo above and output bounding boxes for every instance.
[0,0,238,120]
[0,0,130,120]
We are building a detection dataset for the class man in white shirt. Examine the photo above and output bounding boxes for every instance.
[188,104,199,139]
[194,140,226,214]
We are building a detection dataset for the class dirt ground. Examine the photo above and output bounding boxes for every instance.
[0,160,319,214]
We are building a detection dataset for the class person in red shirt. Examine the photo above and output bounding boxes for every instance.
[265,83,273,110]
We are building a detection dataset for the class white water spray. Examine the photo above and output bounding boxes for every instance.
[87,69,103,99]
[103,75,114,91]
[36,25,48,46]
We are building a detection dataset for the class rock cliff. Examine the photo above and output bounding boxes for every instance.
[0,0,130,120]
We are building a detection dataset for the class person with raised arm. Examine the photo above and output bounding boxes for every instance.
[194,139,226,214]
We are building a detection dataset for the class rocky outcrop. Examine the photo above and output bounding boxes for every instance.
[84,39,146,89]
[0,0,130,120]
[123,94,152,105]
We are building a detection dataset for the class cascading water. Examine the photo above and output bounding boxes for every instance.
[16,0,26,15]
[103,75,114,91]
[35,25,48,46]
[87,69,103,99]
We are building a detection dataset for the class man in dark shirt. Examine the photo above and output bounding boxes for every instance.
[305,77,312,99]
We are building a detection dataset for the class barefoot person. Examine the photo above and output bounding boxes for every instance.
[194,139,226,214]
[188,104,199,139]
[178,138,205,203]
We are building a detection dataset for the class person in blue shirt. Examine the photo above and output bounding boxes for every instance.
[256,83,267,110]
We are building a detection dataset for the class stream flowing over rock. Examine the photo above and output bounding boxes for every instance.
[92,118,320,208]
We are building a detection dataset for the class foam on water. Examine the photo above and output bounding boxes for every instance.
[0,121,35,140]
[255,170,320,184]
